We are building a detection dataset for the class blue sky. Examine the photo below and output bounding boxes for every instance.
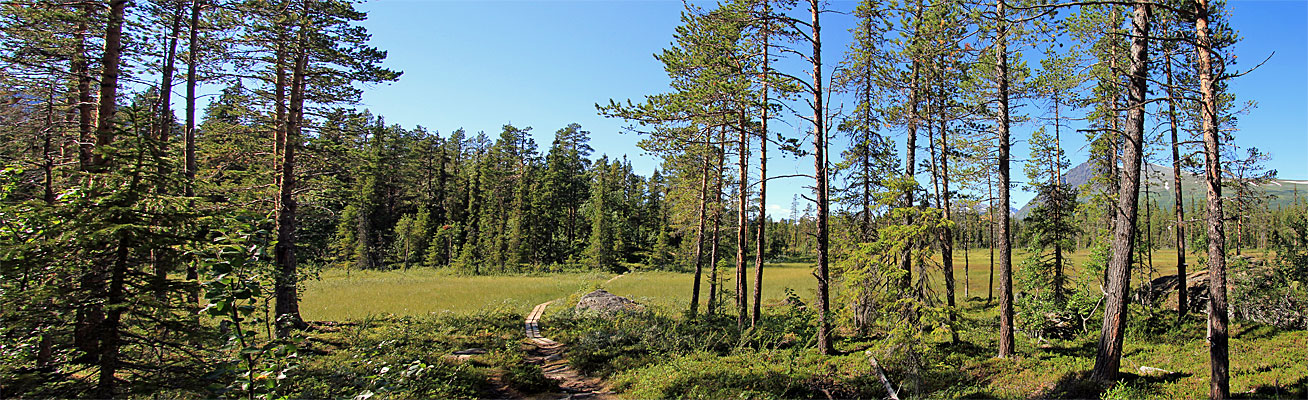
[351,0,1308,218]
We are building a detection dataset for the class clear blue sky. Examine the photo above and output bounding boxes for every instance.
[351,0,1308,218]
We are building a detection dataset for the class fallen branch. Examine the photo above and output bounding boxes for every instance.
[864,350,900,400]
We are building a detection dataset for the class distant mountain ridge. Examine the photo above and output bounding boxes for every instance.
[1015,161,1308,219]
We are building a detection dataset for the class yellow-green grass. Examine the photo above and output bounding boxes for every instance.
[300,264,818,321]
[301,248,1270,321]
[932,248,1269,300]
[300,268,610,321]
[957,297,1308,399]
[602,263,817,312]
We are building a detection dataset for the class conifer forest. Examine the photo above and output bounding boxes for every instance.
[2,0,1306,398]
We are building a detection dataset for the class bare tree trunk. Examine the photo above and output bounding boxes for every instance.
[988,172,995,304]
[900,0,923,298]
[1053,91,1066,303]
[938,111,958,344]
[1195,0,1229,396]
[925,90,957,343]
[995,0,1015,358]
[1091,2,1150,382]
[151,2,185,304]
[155,7,183,145]
[42,82,56,205]
[90,0,129,171]
[184,0,203,306]
[752,31,770,327]
[809,0,832,355]
[964,225,970,298]
[708,128,727,316]
[736,110,750,329]
[73,5,94,171]
[690,138,711,317]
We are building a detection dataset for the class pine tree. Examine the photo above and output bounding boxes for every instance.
[584,156,620,272]
[1091,0,1151,383]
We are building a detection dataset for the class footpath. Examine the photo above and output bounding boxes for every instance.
[523,301,615,400]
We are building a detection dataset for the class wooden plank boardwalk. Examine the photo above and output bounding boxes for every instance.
[522,301,614,399]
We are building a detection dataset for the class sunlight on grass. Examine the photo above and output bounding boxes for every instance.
[300,269,609,320]
[602,263,818,312]
[302,247,1271,320]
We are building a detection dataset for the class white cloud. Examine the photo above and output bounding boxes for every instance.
[765,204,790,219]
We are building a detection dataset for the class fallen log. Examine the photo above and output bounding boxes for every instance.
[864,350,900,400]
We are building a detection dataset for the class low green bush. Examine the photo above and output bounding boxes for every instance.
[276,309,546,399]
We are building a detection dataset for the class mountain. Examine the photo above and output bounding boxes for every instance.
[1015,161,1308,219]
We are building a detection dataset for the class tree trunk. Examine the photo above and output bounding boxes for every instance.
[73,5,94,172]
[988,172,995,304]
[95,229,132,399]
[809,0,832,355]
[1195,0,1229,396]
[151,2,185,303]
[75,0,129,362]
[900,0,923,298]
[690,138,711,317]
[964,225,970,298]
[1053,91,1066,303]
[155,7,183,145]
[707,128,727,316]
[1091,2,1150,383]
[938,110,958,344]
[860,15,874,241]
[96,154,147,398]
[752,32,770,327]
[736,110,750,329]
[90,0,128,171]
[274,33,309,337]
[995,0,1015,358]
[184,0,203,306]
[42,82,56,204]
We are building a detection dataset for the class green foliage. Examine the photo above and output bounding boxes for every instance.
[544,297,816,379]
[197,218,301,399]
[612,349,884,400]
[1,116,216,398]
[1100,380,1155,400]
[276,311,534,399]
[1230,209,1308,328]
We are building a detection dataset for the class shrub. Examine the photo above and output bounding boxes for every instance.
[1230,214,1308,329]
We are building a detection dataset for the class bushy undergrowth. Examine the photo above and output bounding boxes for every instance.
[276,310,548,399]
[543,304,814,378]
[542,289,1307,400]
[1230,214,1308,329]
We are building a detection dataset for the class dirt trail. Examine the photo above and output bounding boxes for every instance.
[523,301,616,400]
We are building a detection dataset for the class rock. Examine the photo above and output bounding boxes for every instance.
[1039,311,1081,340]
[575,289,644,315]
[452,348,487,355]
[1138,366,1173,376]
[1140,270,1210,313]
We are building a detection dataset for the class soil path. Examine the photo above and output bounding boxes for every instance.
[524,301,616,400]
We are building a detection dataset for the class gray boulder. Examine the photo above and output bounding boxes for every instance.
[575,289,644,315]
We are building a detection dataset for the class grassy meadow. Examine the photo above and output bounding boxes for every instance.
[301,247,1251,321]
[300,269,611,320]
[299,263,820,321]
[293,248,1307,399]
